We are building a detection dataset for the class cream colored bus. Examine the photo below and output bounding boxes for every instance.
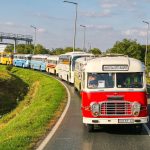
[57,52,93,83]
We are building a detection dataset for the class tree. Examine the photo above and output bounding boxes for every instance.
[5,45,14,53]
[51,48,64,55]
[5,43,50,54]
[89,48,102,55]
[107,39,143,61]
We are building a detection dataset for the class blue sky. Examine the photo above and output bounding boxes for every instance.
[0,0,150,51]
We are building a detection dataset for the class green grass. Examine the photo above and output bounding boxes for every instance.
[0,65,67,150]
[0,70,28,115]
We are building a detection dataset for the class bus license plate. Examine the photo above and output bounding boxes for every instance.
[118,119,134,123]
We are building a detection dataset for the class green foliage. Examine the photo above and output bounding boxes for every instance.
[0,65,66,149]
[89,48,102,55]
[6,65,13,72]
[107,39,143,61]
[5,45,14,53]
[50,47,82,55]
[0,69,28,115]
[5,44,49,54]
[34,44,49,54]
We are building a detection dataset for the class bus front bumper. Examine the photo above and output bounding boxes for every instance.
[83,116,149,124]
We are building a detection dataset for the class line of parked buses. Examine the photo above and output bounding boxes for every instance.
[0,51,149,132]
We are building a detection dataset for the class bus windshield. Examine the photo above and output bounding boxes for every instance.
[88,73,115,89]
[116,73,143,88]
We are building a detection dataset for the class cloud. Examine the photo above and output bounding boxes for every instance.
[80,9,112,18]
[100,0,137,11]
[122,28,147,37]
[5,22,15,26]
[37,28,47,33]
[32,13,68,21]
[101,3,118,9]
[86,24,113,30]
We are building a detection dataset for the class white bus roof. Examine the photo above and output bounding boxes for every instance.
[47,55,59,61]
[14,54,33,57]
[32,54,50,59]
[60,52,93,57]
[75,56,94,65]
[84,56,145,72]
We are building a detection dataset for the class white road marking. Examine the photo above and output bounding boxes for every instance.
[36,75,71,150]
[143,124,150,136]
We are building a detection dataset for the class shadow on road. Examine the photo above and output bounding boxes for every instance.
[83,124,148,135]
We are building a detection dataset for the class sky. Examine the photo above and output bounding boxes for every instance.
[0,0,150,51]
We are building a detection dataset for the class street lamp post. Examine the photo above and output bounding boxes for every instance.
[64,1,78,52]
[80,25,86,52]
[143,21,149,67]
[30,25,37,54]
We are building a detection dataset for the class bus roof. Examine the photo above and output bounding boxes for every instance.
[75,56,95,65]
[84,56,145,72]
[60,52,93,57]
[47,55,59,61]
[32,54,50,59]
[14,54,33,57]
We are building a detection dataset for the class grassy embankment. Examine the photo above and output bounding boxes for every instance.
[0,65,67,150]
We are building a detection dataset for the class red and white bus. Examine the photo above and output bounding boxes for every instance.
[46,55,59,75]
[80,55,149,132]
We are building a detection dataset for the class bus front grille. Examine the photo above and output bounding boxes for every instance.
[100,101,132,116]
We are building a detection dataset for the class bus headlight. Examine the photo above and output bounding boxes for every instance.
[90,102,100,117]
[132,102,141,116]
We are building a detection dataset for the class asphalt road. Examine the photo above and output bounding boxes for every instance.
[43,83,150,150]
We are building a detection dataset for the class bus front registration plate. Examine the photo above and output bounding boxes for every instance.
[118,119,134,123]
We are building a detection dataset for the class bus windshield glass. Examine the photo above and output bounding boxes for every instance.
[87,73,115,89]
[116,73,143,88]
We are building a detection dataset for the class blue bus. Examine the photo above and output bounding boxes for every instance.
[13,54,32,68]
[30,54,49,71]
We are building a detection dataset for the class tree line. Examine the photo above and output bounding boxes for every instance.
[5,44,102,56]
[4,38,150,69]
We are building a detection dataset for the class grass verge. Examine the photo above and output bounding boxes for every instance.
[0,65,67,150]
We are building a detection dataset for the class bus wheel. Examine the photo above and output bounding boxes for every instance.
[87,124,94,132]
[79,83,81,91]
[22,64,25,68]
[54,70,56,75]
[39,66,42,71]
[74,86,78,91]
[67,75,69,82]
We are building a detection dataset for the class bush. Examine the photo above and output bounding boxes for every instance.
[6,65,13,71]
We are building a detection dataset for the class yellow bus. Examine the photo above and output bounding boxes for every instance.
[0,52,13,65]
[74,56,94,91]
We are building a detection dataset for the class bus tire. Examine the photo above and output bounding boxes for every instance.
[79,83,81,91]
[67,75,69,82]
[87,124,94,132]
[74,86,78,91]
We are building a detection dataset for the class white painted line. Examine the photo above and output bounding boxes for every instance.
[143,124,150,136]
[36,75,71,150]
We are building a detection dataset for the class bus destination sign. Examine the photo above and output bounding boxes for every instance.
[103,65,129,71]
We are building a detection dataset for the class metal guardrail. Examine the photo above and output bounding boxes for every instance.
[0,32,33,41]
